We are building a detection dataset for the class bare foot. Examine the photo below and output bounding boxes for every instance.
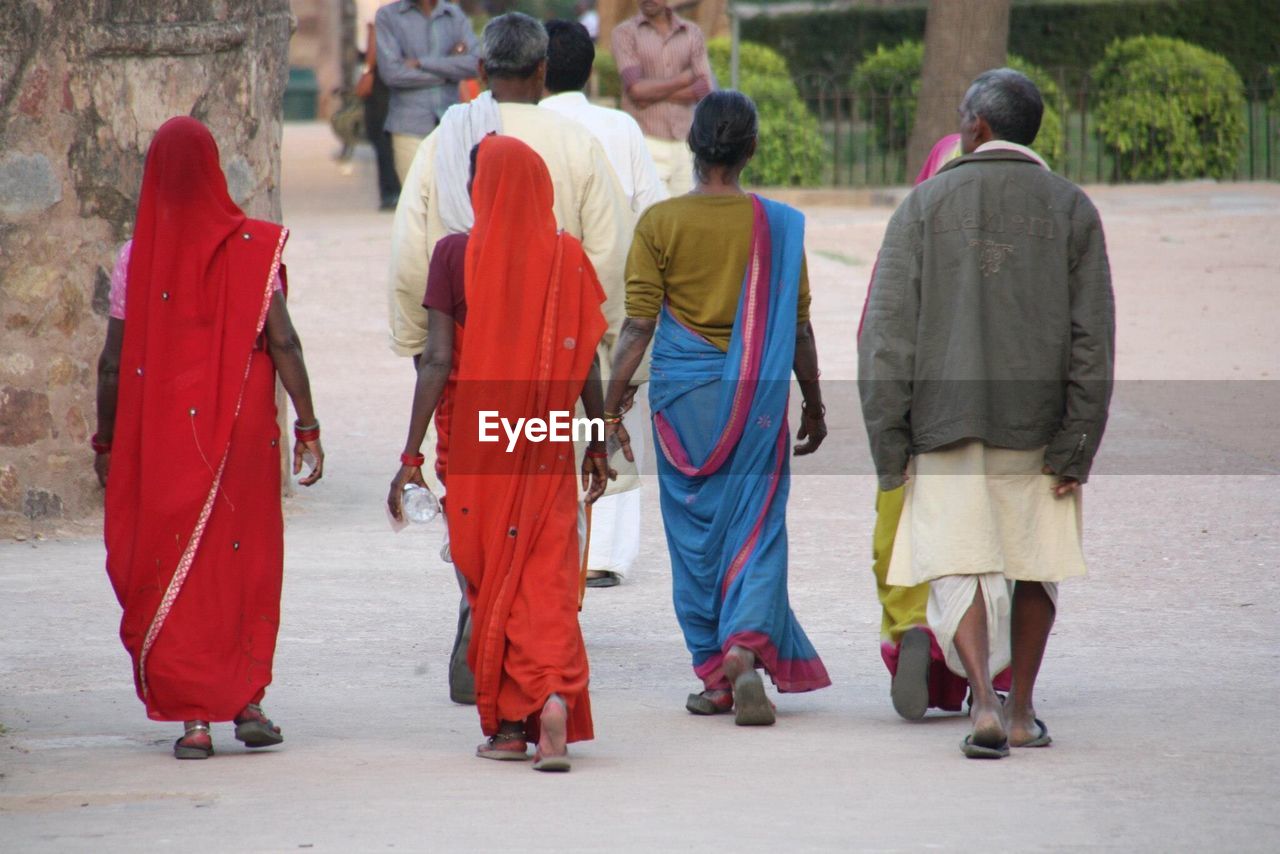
[969,702,1007,749]
[537,694,568,759]
[534,695,570,772]
[722,645,755,683]
[1007,705,1049,747]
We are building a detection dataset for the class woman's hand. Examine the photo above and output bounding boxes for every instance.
[387,463,427,522]
[794,406,827,456]
[294,437,325,486]
[606,420,634,464]
[94,452,111,488]
[581,448,616,505]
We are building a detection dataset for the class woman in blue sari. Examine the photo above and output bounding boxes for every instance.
[604,91,831,726]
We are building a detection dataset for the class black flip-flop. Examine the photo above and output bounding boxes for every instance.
[732,671,776,726]
[686,691,733,716]
[1014,718,1052,748]
[961,734,1010,759]
[891,628,931,721]
[585,572,621,588]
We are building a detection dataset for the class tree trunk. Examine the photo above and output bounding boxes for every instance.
[0,0,292,536]
[907,0,1011,176]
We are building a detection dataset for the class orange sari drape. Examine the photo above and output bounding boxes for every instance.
[445,135,606,743]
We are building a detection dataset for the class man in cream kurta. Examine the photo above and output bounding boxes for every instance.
[388,13,633,705]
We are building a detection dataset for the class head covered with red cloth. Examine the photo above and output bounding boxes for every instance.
[106,117,289,721]
[446,134,606,743]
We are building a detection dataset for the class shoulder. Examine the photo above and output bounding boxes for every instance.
[436,231,469,254]
[611,17,639,38]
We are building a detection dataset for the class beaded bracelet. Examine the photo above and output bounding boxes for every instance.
[400,451,426,467]
[90,433,112,455]
[801,401,826,419]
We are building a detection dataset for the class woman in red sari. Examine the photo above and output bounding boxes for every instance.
[388,135,610,771]
[93,117,324,760]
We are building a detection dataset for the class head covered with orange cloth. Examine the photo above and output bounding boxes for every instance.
[444,134,608,768]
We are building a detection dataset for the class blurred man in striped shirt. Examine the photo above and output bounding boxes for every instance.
[610,0,714,195]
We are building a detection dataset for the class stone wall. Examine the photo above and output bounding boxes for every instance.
[0,0,294,538]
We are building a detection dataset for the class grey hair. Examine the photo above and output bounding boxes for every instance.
[481,12,549,78]
[961,68,1044,146]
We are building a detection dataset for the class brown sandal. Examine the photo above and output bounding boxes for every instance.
[234,703,283,748]
[174,722,213,760]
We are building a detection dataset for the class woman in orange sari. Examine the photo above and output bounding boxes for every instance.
[389,135,610,771]
[94,117,323,759]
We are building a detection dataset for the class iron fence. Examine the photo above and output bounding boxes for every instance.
[789,70,1279,187]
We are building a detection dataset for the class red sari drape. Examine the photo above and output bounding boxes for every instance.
[445,135,606,743]
[104,117,288,722]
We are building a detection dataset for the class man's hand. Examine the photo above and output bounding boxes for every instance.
[1042,465,1079,497]
[618,385,639,416]
[451,41,468,55]
[294,438,325,486]
[581,454,615,504]
[405,57,421,69]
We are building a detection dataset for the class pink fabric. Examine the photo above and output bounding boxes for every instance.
[695,630,833,694]
[879,629,1012,712]
[109,239,281,321]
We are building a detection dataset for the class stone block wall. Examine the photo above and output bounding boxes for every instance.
[0,0,293,538]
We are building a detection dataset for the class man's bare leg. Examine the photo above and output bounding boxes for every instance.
[1008,580,1055,745]
[952,582,1006,747]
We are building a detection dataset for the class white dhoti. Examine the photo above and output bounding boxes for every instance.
[887,440,1085,678]
[586,407,645,578]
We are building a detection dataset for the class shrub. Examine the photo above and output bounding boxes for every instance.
[850,41,1065,167]
[592,50,621,102]
[1091,36,1246,180]
[706,38,826,186]
[849,40,922,153]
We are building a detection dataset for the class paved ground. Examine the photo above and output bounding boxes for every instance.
[2,124,1278,852]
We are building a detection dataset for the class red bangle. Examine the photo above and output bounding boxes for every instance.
[295,428,320,443]
[585,449,607,459]
[400,452,425,467]
[90,433,112,454]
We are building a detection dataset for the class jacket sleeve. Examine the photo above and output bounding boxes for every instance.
[1044,197,1115,483]
[387,133,436,357]
[858,198,921,491]
[376,13,446,89]
[417,18,480,80]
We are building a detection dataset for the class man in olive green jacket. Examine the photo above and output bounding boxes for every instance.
[859,68,1114,758]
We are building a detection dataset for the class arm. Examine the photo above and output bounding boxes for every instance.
[265,291,324,486]
[579,355,612,503]
[416,19,480,81]
[857,200,921,491]
[388,134,436,357]
[611,25,691,108]
[793,321,826,455]
[93,318,124,487]
[603,317,656,464]
[376,14,447,88]
[1043,201,1115,490]
[388,308,454,520]
[665,28,714,105]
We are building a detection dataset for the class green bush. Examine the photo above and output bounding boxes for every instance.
[850,41,1065,167]
[849,41,922,152]
[743,0,1280,87]
[1092,36,1246,180]
[706,38,826,186]
[592,50,621,102]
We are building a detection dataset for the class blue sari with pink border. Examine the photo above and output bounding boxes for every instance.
[650,195,831,694]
